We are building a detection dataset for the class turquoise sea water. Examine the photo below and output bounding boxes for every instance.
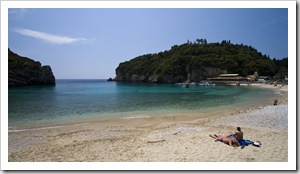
[8,79,276,130]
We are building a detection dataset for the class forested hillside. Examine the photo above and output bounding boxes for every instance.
[8,48,56,87]
[116,39,288,83]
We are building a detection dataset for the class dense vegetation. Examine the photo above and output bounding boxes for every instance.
[8,48,56,87]
[116,39,288,83]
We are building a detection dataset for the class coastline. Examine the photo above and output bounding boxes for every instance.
[8,84,288,162]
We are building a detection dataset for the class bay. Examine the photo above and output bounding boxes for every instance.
[8,79,276,130]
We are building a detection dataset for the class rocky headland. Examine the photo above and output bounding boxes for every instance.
[115,39,288,83]
[8,48,55,87]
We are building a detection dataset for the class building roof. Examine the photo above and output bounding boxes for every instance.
[219,74,239,77]
[207,76,243,80]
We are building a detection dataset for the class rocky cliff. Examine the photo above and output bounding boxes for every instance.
[8,48,56,87]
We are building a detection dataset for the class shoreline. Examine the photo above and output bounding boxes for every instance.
[8,84,288,162]
[8,83,285,131]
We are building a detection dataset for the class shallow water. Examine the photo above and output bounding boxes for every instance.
[8,79,276,129]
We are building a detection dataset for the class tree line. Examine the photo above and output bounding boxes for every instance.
[115,39,288,83]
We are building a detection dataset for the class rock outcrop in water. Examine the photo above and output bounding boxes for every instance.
[115,39,288,83]
[8,48,56,87]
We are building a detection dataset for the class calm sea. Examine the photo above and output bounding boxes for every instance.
[8,79,276,130]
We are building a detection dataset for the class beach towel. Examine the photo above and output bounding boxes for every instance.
[228,135,254,147]
[238,139,253,146]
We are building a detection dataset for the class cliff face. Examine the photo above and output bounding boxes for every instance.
[115,40,280,83]
[8,48,56,87]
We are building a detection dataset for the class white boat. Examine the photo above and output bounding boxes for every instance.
[176,82,215,87]
[198,82,215,86]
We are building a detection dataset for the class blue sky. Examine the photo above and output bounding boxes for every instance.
[8,8,288,79]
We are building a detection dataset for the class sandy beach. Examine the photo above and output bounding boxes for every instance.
[8,84,288,163]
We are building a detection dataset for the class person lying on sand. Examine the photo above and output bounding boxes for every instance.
[209,134,240,147]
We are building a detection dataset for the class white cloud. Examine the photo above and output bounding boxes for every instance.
[14,28,88,44]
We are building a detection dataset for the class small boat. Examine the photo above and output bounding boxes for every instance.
[198,82,216,86]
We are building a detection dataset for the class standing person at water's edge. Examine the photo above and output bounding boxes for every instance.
[273,99,278,106]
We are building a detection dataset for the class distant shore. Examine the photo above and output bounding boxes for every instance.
[8,84,288,163]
